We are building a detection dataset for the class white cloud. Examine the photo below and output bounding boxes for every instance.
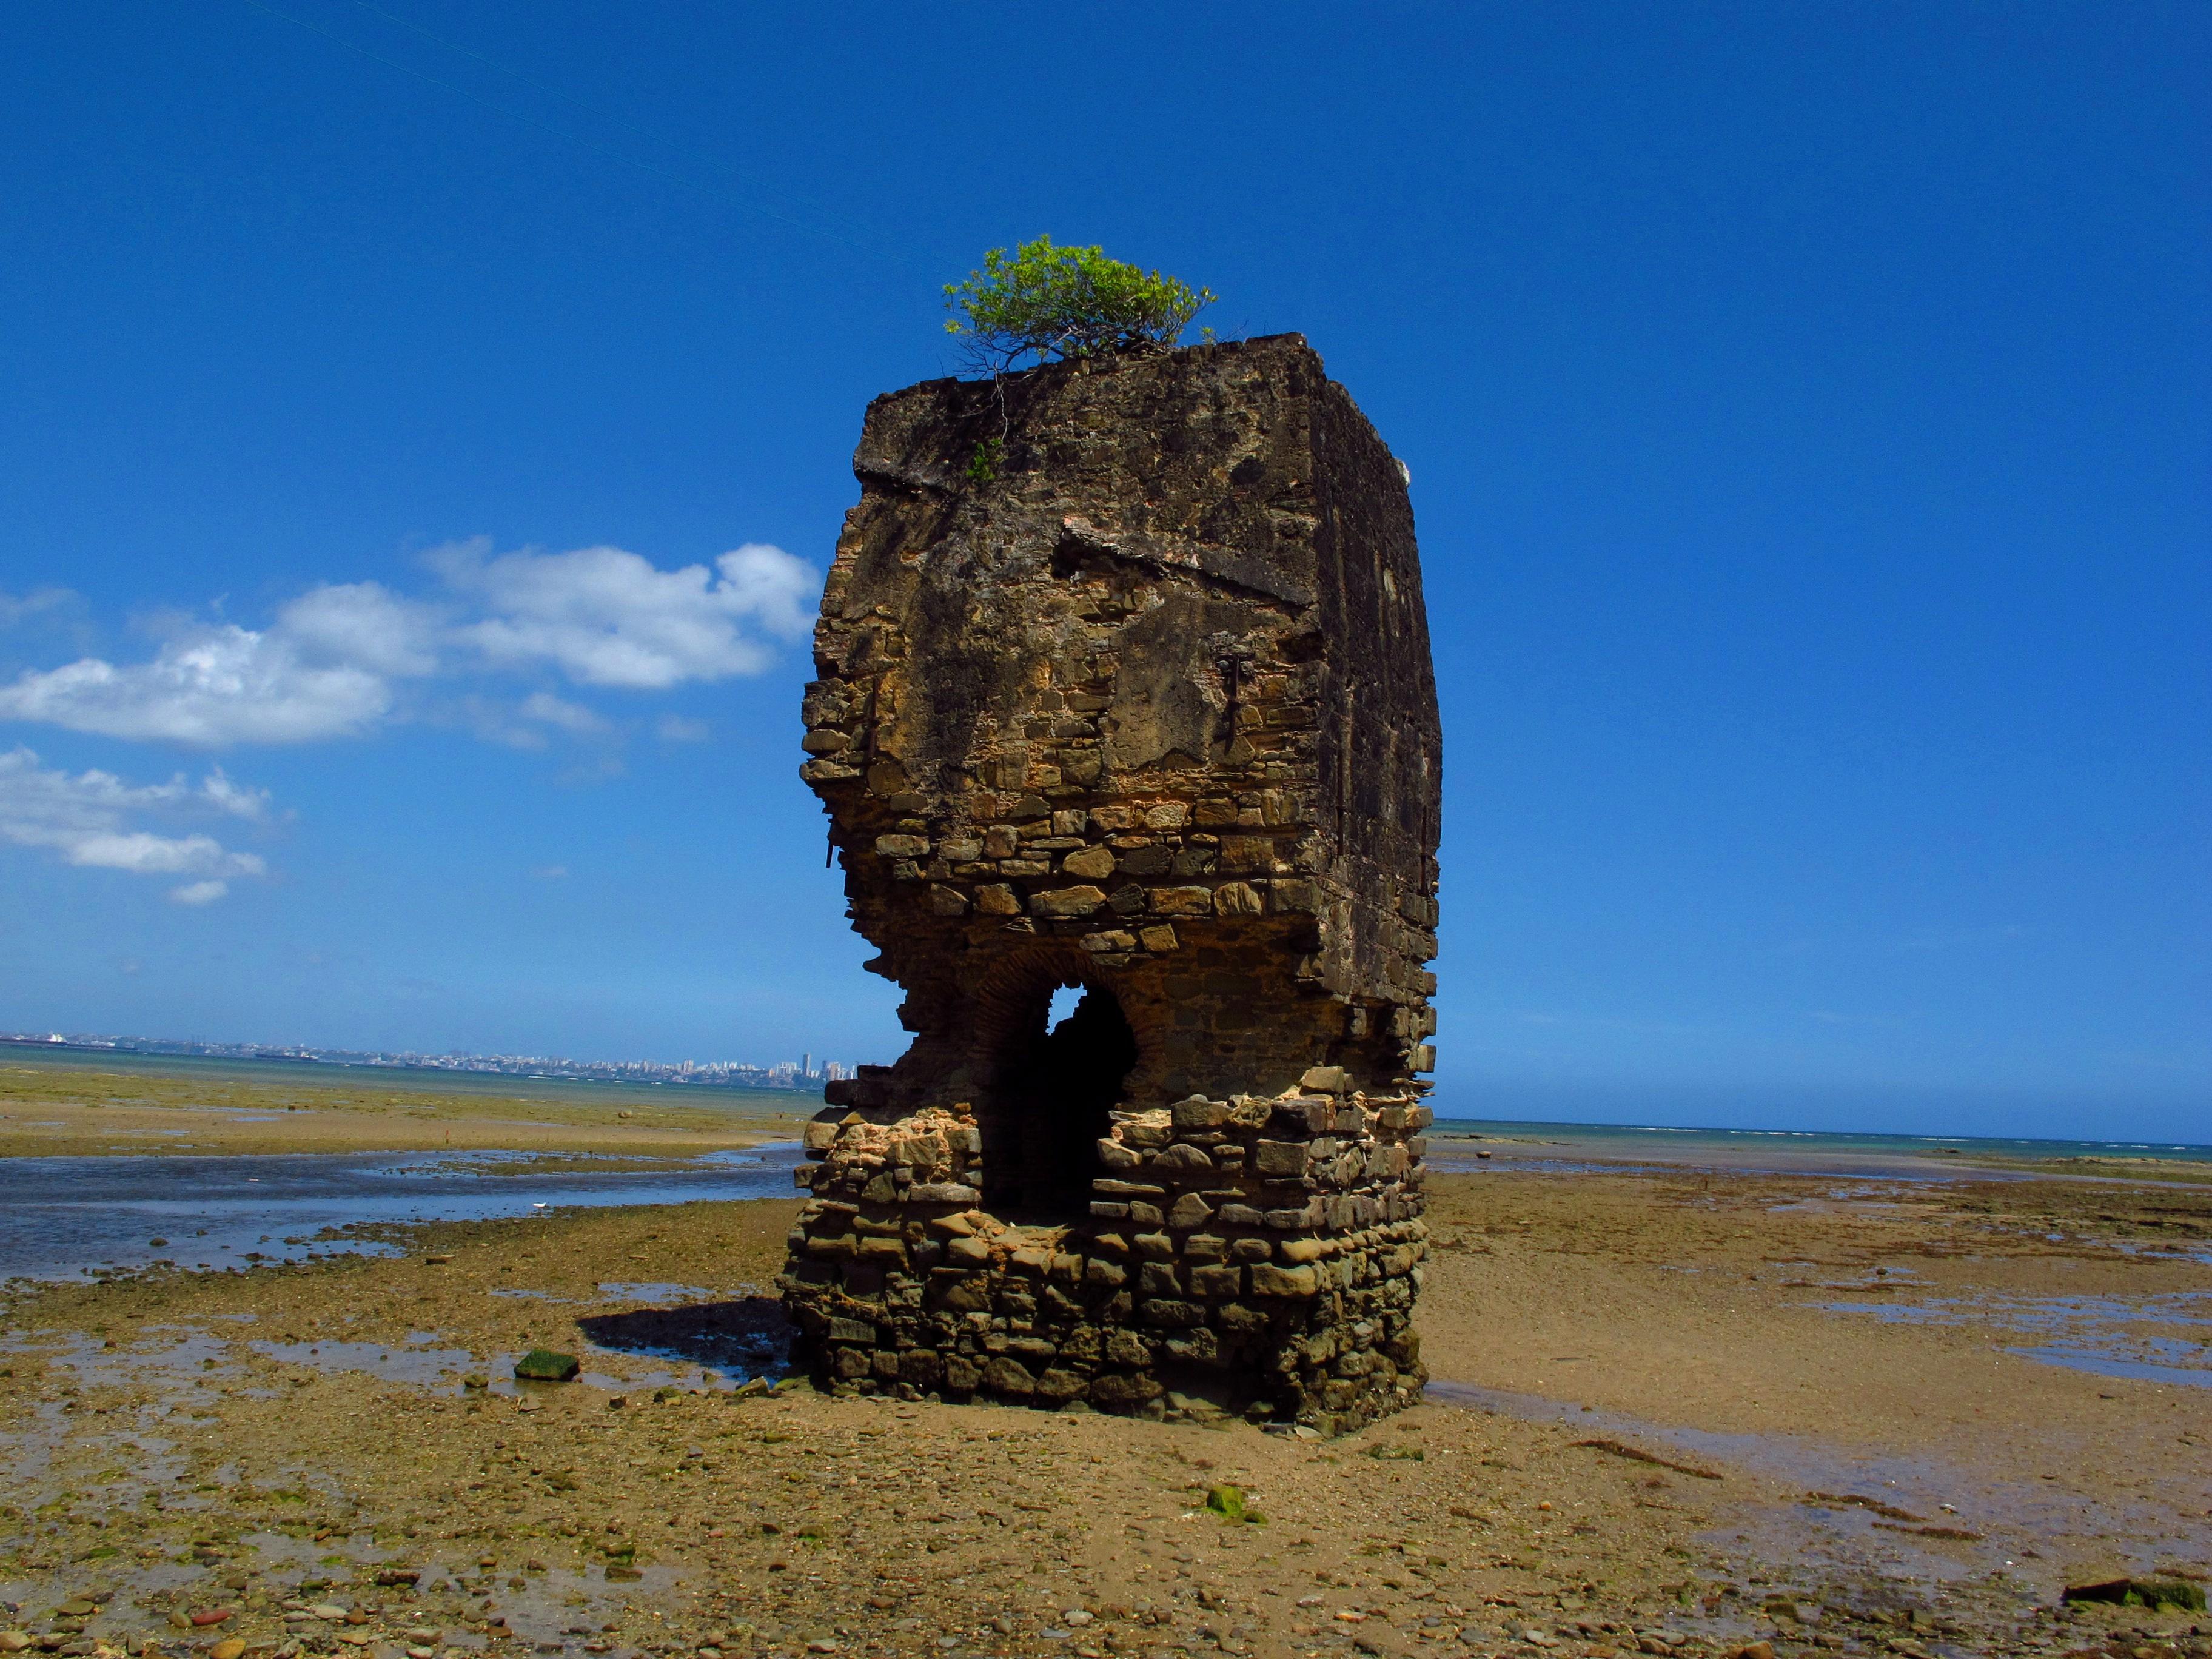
[0,623,392,745]
[434,538,817,689]
[0,540,817,749]
[655,713,711,743]
[455,691,612,749]
[199,766,274,820]
[518,690,611,736]
[170,879,230,906]
[0,746,269,902]
[275,581,443,677]
[0,587,74,629]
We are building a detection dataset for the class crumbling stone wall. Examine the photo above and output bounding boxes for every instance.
[777,334,1442,1435]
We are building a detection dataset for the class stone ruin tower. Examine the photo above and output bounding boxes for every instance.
[778,333,1441,1435]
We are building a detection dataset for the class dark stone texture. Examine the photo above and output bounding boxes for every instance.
[779,336,1438,1434]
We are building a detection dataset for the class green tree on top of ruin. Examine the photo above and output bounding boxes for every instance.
[943,236,1215,375]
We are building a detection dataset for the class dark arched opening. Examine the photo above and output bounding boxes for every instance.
[980,981,1138,1217]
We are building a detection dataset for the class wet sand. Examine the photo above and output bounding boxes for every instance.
[4,1162,2209,1659]
[0,1065,808,1162]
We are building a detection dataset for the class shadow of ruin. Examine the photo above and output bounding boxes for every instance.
[777,333,1441,1436]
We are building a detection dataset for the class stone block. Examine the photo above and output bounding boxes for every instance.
[1030,885,1107,919]
[1151,1142,1214,1176]
[1061,846,1116,879]
[982,1362,1030,1407]
[1190,1264,1243,1298]
[1137,1298,1205,1328]
[1253,1139,1310,1178]
[1249,1264,1319,1298]
[1083,1258,1128,1290]
[1166,1193,1213,1229]
[1148,886,1215,917]
[1213,882,1264,916]
[1035,1367,1088,1405]
[1088,1372,1162,1411]
[1171,1095,1231,1129]
[932,1275,992,1314]
[1215,1303,1270,1338]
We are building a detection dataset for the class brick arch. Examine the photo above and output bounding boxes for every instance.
[963,943,1125,1081]
[968,947,1159,1093]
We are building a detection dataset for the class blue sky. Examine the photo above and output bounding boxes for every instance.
[2,2,2205,1141]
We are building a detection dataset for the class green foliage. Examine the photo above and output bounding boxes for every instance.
[965,437,1004,483]
[2130,1581,2207,1613]
[944,236,1214,372]
[1203,1483,1246,1521]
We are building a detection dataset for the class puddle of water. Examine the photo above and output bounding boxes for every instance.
[1815,1290,2212,1387]
[0,1309,796,1538]
[1426,1155,1679,1178]
[1424,1377,2212,1583]
[250,1338,479,1387]
[2005,1345,2212,1387]
[0,1144,802,1285]
[0,1521,665,1657]
[593,1282,717,1302]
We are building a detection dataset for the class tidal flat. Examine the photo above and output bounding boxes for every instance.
[4,1148,2209,1659]
[0,1062,808,1163]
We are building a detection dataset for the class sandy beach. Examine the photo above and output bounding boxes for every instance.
[2,1076,2208,1659]
[0,1064,808,1162]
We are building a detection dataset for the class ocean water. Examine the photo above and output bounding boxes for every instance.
[0,1145,805,1285]
[1426,1116,2212,1179]
[0,1042,825,1113]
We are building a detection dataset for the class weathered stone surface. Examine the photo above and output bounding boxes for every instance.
[1151,1142,1213,1177]
[780,335,1438,1433]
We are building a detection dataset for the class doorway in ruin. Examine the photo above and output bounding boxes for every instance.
[980,978,1138,1218]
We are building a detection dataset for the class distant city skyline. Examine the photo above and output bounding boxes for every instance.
[0,1028,847,1089]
